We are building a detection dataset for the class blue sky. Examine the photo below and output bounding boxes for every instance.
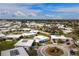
[0,3,79,19]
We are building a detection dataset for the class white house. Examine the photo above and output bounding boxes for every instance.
[22,28,31,31]
[62,27,73,34]
[34,35,49,43]
[22,32,37,37]
[15,39,34,50]
[51,35,67,40]
[1,47,29,56]
[57,24,65,29]
[0,33,5,38]
[5,34,21,40]
[75,40,79,46]
[51,35,73,43]
[30,30,38,33]
[0,27,10,32]
[57,24,73,34]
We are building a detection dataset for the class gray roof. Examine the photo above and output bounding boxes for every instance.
[1,47,29,56]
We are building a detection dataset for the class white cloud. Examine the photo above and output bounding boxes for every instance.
[45,14,63,19]
[28,10,41,17]
[13,9,41,19]
[0,4,79,19]
[56,7,79,12]
[14,10,26,16]
[0,4,42,19]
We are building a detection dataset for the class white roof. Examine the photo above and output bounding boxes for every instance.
[1,29,9,32]
[76,40,79,43]
[34,35,49,42]
[62,27,73,34]
[51,35,68,40]
[11,29,16,31]
[57,24,65,29]
[1,47,29,56]
[72,48,78,51]
[15,39,34,47]
[22,28,31,31]
[30,30,38,33]
[62,30,72,34]
[22,32,37,36]
[5,34,21,39]
[0,33,5,37]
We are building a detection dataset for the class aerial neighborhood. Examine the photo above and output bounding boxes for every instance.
[0,20,79,56]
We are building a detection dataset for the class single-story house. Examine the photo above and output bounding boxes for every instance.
[62,27,73,34]
[0,33,5,38]
[15,39,34,50]
[22,32,37,37]
[22,28,31,31]
[30,30,38,33]
[1,29,9,32]
[34,35,49,43]
[11,28,31,32]
[75,40,79,47]
[51,35,73,43]
[57,24,65,29]
[0,33,6,41]
[5,34,22,40]
[1,47,29,56]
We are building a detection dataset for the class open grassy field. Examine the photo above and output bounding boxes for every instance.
[0,41,17,55]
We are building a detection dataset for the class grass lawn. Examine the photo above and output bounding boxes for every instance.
[38,32,50,38]
[0,41,17,56]
[24,35,35,39]
[69,44,78,48]
[64,28,79,41]
[45,40,52,44]
[26,47,38,56]
[65,33,79,41]
[75,48,79,56]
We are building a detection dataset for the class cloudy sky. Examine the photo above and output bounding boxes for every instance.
[0,3,79,19]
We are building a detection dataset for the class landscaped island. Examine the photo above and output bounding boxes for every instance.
[45,47,64,56]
